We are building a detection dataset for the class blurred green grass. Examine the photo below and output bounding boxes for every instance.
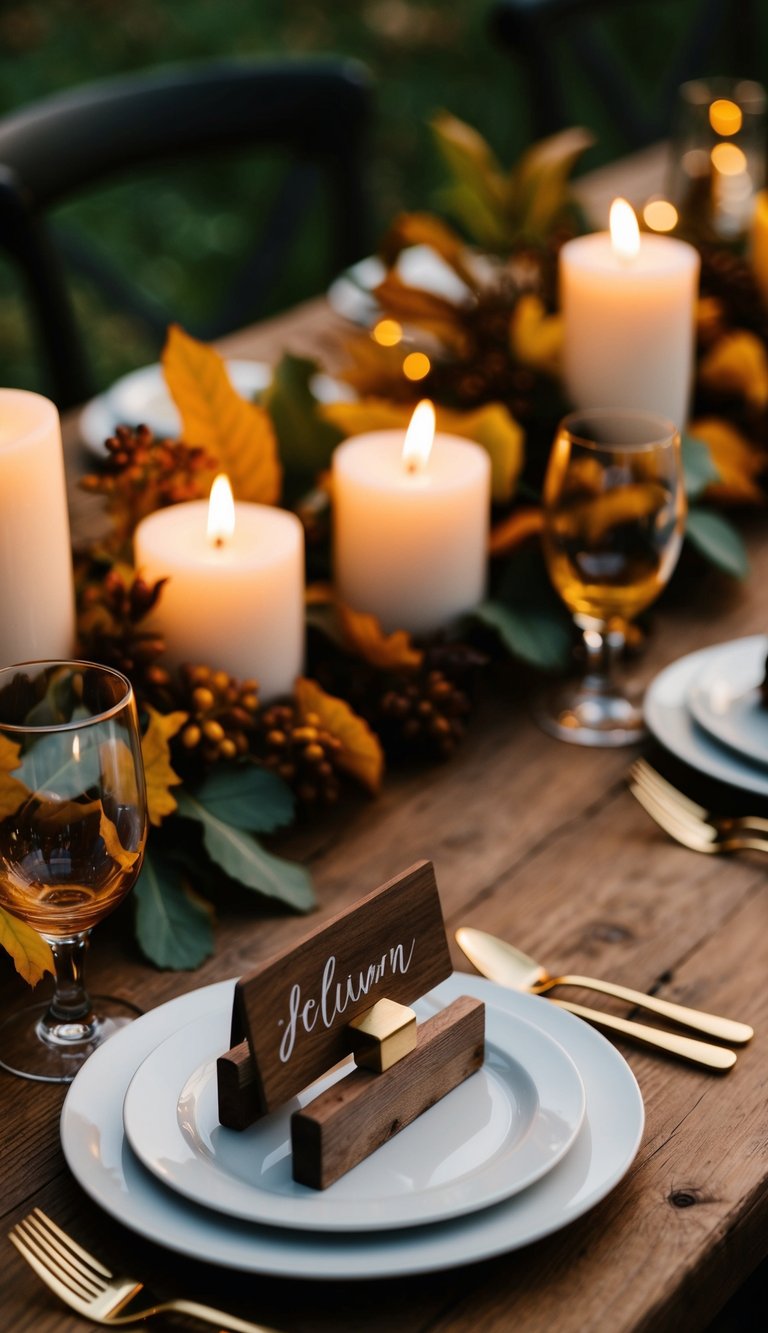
[0,0,740,396]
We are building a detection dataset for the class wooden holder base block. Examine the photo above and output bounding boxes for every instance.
[291,995,485,1190]
[217,1041,261,1131]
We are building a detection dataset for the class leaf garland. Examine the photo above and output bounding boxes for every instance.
[295,678,384,795]
[141,706,187,826]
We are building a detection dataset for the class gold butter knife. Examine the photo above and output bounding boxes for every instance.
[456,928,741,1070]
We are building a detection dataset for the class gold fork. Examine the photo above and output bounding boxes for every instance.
[630,759,768,835]
[9,1209,277,1332]
[628,765,768,854]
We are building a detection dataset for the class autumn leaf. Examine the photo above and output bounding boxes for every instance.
[489,507,545,557]
[0,734,27,820]
[509,294,563,376]
[337,603,423,670]
[379,212,481,290]
[0,908,53,987]
[294,678,384,794]
[688,417,767,504]
[141,706,187,826]
[321,398,523,503]
[162,324,282,503]
[698,330,768,412]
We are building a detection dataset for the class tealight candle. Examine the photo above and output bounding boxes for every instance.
[560,198,700,429]
[134,476,304,701]
[332,401,490,635]
[0,389,75,665]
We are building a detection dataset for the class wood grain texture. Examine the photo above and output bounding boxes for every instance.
[2,255,767,1331]
[233,860,452,1111]
[291,995,485,1189]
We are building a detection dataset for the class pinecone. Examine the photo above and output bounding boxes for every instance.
[171,665,261,772]
[77,565,170,696]
[257,704,344,806]
[376,668,471,760]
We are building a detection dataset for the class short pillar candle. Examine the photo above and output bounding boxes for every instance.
[134,476,304,701]
[332,402,491,635]
[560,198,700,429]
[0,389,75,666]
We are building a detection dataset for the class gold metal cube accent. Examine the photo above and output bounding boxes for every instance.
[347,998,418,1073]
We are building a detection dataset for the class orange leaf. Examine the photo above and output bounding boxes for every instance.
[0,734,27,820]
[294,678,383,794]
[489,506,544,556]
[689,417,767,504]
[141,706,187,827]
[509,294,562,376]
[698,330,768,412]
[162,325,282,503]
[0,908,53,987]
[337,603,424,670]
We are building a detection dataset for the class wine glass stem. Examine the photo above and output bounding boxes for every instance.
[40,932,94,1038]
[579,620,625,694]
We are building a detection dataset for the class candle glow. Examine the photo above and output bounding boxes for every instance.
[207,473,236,547]
[609,198,640,261]
[402,400,435,474]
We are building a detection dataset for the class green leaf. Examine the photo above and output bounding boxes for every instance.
[475,599,573,671]
[134,846,214,970]
[685,507,750,579]
[681,432,721,499]
[511,127,594,240]
[262,354,343,504]
[192,764,295,834]
[175,790,315,912]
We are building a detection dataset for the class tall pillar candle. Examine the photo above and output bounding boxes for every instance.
[560,199,700,429]
[134,476,304,701]
[0,389,75,665]
[332,401,491,635]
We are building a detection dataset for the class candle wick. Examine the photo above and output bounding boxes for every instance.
[214,536,225,549]
[405,459,420,475]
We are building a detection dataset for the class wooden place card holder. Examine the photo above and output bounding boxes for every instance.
[216,860,485,1188]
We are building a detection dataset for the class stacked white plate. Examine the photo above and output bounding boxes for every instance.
[61,973,644,1279]
[645,635,768,794]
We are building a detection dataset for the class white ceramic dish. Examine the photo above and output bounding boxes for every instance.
[122,999,585,1232]
[686,635,768,769]
[645,644,768,797]
[61,974,644,1280]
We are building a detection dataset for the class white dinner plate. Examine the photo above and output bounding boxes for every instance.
[122,999,585,1232]
[645,644,768,797]
[78,359,353,458]
[686,636,768,769]
[61,974,644,1279]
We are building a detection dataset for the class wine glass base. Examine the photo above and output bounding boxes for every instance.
[534,679,647,747]
[0,995,142,1084]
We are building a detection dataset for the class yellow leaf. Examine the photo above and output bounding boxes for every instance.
[509,294,563,376]
[0,734,27,820]
[141,706,187,827]
[698,330,768,412]
[161,324,282,503]
[294,678,383,795]
[321,398,524,504]
[553,484,669,545]
[489,506,545,557]
[0,908,53,987]
[689,417,767,504]
[99,810,141,874]
[337,603,424,670]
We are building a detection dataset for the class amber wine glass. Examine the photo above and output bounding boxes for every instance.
[0,661,147,1081]
[538,409,686,746]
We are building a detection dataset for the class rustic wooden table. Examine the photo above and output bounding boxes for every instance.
[1,283,767,1332]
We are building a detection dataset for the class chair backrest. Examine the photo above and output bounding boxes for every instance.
[489,0,763,154]
[0,57,373,408]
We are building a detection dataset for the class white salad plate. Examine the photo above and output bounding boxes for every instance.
[77,359,351,458]
[645,643,768,797]
[686,635,768,770]
[61,974,644,1280]
[122,998,586,1232]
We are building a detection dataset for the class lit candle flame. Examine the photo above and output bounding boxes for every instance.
[609,197,640,261]
[207,473,235,548]
[402,399,436,474]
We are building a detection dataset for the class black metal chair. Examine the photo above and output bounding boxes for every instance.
[489,0,763,152]
[0,57,373,408]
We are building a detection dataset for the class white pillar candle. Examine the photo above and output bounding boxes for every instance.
[134,476,304,701]
[0,389,75,666]
[332,401,490,635]
[560,198,700,429]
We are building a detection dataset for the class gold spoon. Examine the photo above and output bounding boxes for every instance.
[456,928,751,1069]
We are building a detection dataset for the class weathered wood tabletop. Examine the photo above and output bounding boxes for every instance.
[2,190,768,1329]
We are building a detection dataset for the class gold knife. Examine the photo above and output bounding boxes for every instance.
[456,927,739,1071]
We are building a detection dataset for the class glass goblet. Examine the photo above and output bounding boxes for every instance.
[0,660,147,1082]
[537,409,686,747]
